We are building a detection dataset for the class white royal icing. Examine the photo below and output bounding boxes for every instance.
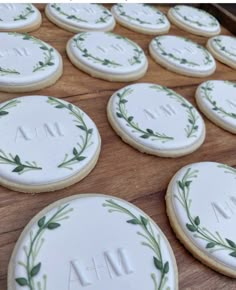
[170,5,220,33]
[196,80,236,130]
[0,33,61,87]
[47,3,115,31]
[169,162,236,270]
[109,83,205,153]
[68,32,147,75]
[0,4,40,30]
[0,96,100,186]
[150,35,216,74]
[209,35,236,63]
[112,4,170,31]
[11,194,177,290]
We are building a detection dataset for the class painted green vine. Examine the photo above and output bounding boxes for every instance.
[103,199,170,290]
[116,87,174,142]
[14,4,35,21]
[201,81,236,119]
[47,97,93,170]
[175,167,236,257]
[0,67,20,76]
[151,85,199,138]
[0,99,20,117]
[116,4,166,25]
[213,37,236,59]
[73,33,121,67]
[173,6,218,27]
[0,150,42,174]
[95,5,113,24]
[51,4,87,23]
[16,204,73,290]
[8,33,55,73]
[218,164,236,177]
[154,37,212,66]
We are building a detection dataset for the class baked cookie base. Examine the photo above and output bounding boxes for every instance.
[107,98,206,158]
[45,5,115,33]
[66,40,148,82]
[207,39,236,70]
[149,43,216,78]
[195,85,236,134]
[0,56,63,93]
[8,193,179,290]
[166,173,236,278]
[0,137,101,193]
[167,9,221,37]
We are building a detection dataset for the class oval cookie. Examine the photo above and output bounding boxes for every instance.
[166,162,236,277]
[149,35,216,77]
[111,4,170,35]
[0,96,101,193]
[207,35,236,69]
[196,80,236,134]
[9,194,178,290]
[168,5,220,37]
[0,4,41,32]
[107,83,205,157]
[67,32,148,82]
[0,33,62,92]
[45,4,115,33]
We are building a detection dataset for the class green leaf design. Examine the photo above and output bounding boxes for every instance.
[47,97,94,170]
[0,66,20,75]
[201,81,236,119]
[103,199,170,290]
[151,85,199,138]
[14,4,35,21]
[0,150,42,174]
[47,222,60,229]
[30,263,41,277]
[173,6,218,27]
[115,87,174,142]
[213,37,236,58]
[16,204,73,290]
[153,36,213,67]
[175,167,236,258]
[0,99,21,118]
[51,3,88,23]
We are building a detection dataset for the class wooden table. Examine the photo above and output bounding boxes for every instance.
[1,4,236,289]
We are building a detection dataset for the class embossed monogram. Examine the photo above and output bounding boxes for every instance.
[69,248,134,287]
[212,196,236,222]
[15,122,64,142]
[0,48,31,58]
[96,43,126,54]
[144,105,177,120]
[71,6,97,14]
[227,99,236,109]
[0,3,15,10]
[173,46,197,55]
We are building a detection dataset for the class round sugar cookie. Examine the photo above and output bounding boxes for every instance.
[45,4,115,33]
[166,162,236,277]
[111,4,170,35]
[149,35,216,78]
[0,4,41,32]
[196,80,236,134]
[67,32,148,82]
[8,194,178,290]
[168,5,221,37]
[107,83,205,157]
[0,33,62,93]
[207,35,236,69]
[0,96,101,193]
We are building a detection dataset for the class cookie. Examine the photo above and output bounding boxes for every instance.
[0,4,41,32]
[107,83,205,157]
[166,162,236,277]
[149,35,216,77]
[207,35,236,69]
[45,4,115,33]
[67,32,148,82]
[196,80,236,134]
[0,96,101,193]
[0,32,63,93]
[8,194,178,290]
[111,4,170,35]
[168,5,221,37]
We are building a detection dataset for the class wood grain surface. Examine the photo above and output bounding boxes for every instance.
[1,4,236,290]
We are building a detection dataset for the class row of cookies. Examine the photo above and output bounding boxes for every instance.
[0,4,221,36]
